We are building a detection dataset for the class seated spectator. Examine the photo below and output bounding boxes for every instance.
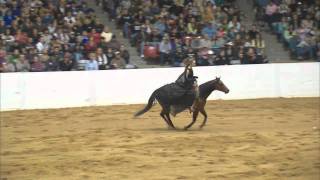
[60,53,74,71]
[248,24,259,40]
[2,61,16,73]
[228,16,241,32]
[244,47,266,64]
[243,34,253,47]
[216,27,226,38]
[39,49,50,62]
[73,45,84,62]
[54,28,70,45]
[30,56,45,72]
[118,8,133,38]
[172,47,186,67]
[225,43,237,60]
[89,28,101,45]
[141,19,154,42]
[106,35,121,50]
[283,25,297,50]
[251,33,265,55]
[214,49,230,65]
[212,35,226,49]
[44,49,59,71]
[85,53,99,71]
[119,44,130,64]
[153,16,167,37]
[94,19,105,33]
[110,51,126,69]
[7,49,20,65]
[3,10,14,27]
[106,47,115,64]
[296,33,316,60]
[159,36,173,65]
[274,17,289,42]
[197,47,211,66]
[233,34,244,47]
[15,29,28,45]
[64,12,76,27]
[81,31,90,45]
[42,10,54,26]
[187,17,198,35]
[129,19,143,47]
[200,34,213,48]
[96,48,108,70]
[100,26,113,43]
[207,49,216,65]
[201,22,217,39]
[202,1,215,22]
[191,35,202,50]
[2,29,15,49]
[36,37,49,53]
[264,1,279,30]
[16,54,31,72]
[85,37,98,53]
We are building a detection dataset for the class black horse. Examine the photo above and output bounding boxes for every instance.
[134,65,198,129]
[135,76,230,130]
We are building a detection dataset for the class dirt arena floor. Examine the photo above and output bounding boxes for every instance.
[1,98,319,180]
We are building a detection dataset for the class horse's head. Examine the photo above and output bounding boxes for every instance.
[214,77,229,94]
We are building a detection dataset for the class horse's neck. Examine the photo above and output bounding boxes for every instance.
[199,82,216,100]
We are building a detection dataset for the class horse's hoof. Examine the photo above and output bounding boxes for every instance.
[167,126,176,130]
[199,126,204,129]
[183,127,189,130]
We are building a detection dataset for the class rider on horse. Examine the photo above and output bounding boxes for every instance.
[171,63,200,115]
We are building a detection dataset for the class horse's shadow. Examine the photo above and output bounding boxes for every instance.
[144,127,204,132]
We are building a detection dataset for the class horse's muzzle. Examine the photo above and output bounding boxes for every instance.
[225,89,230,94]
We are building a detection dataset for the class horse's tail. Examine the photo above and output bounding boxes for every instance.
[134,91,156,117]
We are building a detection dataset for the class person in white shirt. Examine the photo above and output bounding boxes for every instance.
[64,12,76,26]
[96,48,108,70]
[36,37,49,53]
[100,26,113,43]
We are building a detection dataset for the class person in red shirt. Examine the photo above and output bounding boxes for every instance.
[89,28,101,44]
[15,29,28,45]
[84,37,98,53]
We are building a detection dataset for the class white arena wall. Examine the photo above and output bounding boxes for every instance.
[1,62,319,111]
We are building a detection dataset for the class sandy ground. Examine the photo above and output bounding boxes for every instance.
[1,98,319,180]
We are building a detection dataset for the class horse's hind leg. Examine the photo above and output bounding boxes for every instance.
[164,113,176,129]
[158,101,175,129]
[184,111,199,130]
[160,110,175,129]
[199,109,208,129]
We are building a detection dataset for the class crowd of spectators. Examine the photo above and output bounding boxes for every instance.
[0,0,135,73]
[101,0,268,66]
[255,0,319,61]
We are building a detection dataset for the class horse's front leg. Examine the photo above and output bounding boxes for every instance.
[199,109,208,129]
[184,111,199,130]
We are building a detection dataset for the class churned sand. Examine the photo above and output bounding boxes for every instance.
[1,98,319,180]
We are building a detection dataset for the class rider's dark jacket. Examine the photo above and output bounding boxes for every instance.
[175,67,198,90]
